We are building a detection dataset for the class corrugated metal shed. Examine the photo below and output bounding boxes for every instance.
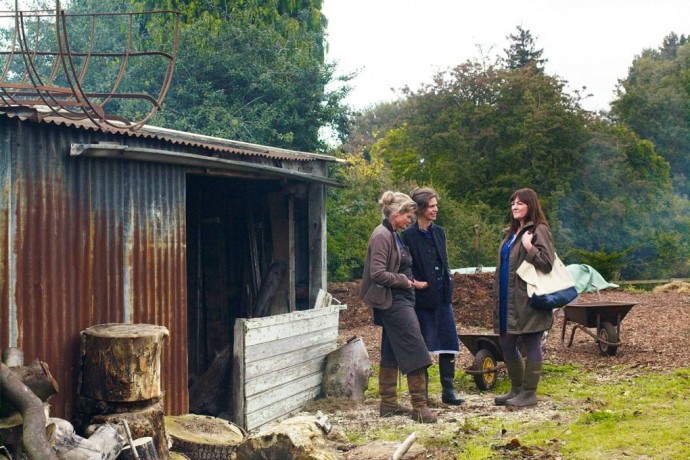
[0,111,337,418]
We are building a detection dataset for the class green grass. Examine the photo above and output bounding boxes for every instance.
[344,364,690,458]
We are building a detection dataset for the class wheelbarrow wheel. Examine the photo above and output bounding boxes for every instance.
[473,349,497,391]
[597,322,619,356]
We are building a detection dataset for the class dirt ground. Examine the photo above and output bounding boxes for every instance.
[315,274,690,457]
[331,273,690,372]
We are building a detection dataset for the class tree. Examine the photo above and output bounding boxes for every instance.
[63,0,351,152]
[502,25,546,71]
[611,33,690,195]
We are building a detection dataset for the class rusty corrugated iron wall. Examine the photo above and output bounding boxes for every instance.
[0,117,188,418]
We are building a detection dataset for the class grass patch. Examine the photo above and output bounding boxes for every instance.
[345,364,690,458]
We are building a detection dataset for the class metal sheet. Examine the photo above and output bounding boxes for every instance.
[0,117,188,417]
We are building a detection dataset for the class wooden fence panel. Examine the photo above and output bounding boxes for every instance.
[232,304,341,431]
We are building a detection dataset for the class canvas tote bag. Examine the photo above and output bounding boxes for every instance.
[516,254,578,310]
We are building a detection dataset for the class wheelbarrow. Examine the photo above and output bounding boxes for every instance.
[561,300,636,356]
[458,332,506,391]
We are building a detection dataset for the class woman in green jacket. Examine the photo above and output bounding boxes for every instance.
[492,188,555,408]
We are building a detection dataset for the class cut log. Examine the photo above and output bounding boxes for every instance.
[47,418,123,460]
[165,415,244,460]
[119,437,159,460]
[0,359,59,417]
[188,347,231,417]
[79,323,169,402]
[79,398,169,460]
[0,362,57,459]
[322,336,371,401]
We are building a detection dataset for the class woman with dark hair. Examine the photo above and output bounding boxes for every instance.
[402,188,464,405]
[492,188,555,408]
[359,191,437,423]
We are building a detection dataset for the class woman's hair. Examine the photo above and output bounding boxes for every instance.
[410,187,438,216]
[509,188,549,232]
[379,191,417,219]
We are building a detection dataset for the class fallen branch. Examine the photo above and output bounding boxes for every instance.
[0,362,57,460]
[392,432,417,460]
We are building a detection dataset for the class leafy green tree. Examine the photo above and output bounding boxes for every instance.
[611,33,690,195]
[63,0,350,152]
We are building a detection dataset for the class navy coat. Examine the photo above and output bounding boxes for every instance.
[402,222,454,310]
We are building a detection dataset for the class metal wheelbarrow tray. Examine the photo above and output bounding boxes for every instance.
[560,301,636,356]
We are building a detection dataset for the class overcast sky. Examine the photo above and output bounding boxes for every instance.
[322,0,690,113]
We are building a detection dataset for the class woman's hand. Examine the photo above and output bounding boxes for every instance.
[409,279,428,290]
[521,231,533,251]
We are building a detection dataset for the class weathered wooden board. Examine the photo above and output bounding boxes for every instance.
[245,357,324,395]
[245,386,323,430]
[244,342,335,378]
[232,304,340,432]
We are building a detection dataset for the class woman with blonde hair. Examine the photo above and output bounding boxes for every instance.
[360,191,436,423]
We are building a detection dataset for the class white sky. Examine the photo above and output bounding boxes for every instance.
[322,0,690,113]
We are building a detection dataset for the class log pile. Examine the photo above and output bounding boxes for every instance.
[0,348,127,459]
[72,323,170,460]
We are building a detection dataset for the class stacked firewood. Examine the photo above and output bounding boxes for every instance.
[0,348,122,459]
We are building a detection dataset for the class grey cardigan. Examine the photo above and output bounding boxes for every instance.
[359,221,411,309]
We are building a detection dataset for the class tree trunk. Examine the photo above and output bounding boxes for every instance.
[79,323,169,402]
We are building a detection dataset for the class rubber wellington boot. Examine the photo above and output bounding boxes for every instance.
[378,366,412,417]
[407,368,437,423]
[506,360,541,408]
[494,358,524,406]
[439,354,465,405]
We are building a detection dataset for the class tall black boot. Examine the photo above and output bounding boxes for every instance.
[439,354,465,405]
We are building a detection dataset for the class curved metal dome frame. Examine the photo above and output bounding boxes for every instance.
[0,0,179,131]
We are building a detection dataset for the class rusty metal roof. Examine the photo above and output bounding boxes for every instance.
[1,108,341,163]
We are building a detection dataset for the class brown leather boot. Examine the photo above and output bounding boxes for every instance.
[379,366,412,417]
[407,368,437,423]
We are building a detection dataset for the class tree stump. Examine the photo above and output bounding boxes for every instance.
[165,415,244,460]
[80,323,169,402]
[322,336,371,400]
[81,397,169,460]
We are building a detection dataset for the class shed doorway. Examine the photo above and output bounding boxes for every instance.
[185,175,310,415]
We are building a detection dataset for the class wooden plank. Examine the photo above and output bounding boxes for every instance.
[314,289,332,309]
[245,327,338,362]
[245,356,326,396]
[616,278,690,285]
[308,183,326,310]
[242,305,339,331]
[231,318,247,428]
[288,194,296,312]
[246,386,323,431]
[245,312,339,346]
[268,192,290,316]
[245,342,336,379]
[245,372,323,414]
